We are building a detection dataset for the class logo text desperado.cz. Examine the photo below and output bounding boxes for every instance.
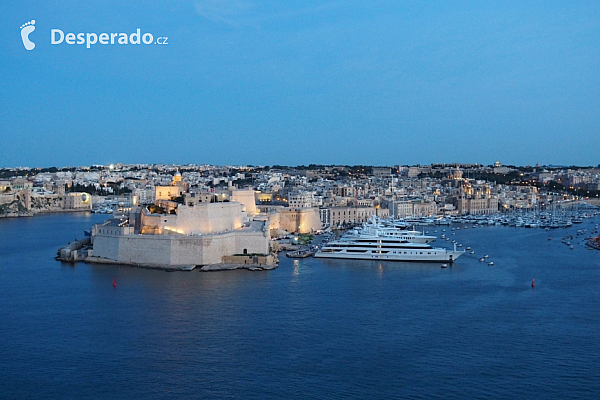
[51,29,167,48]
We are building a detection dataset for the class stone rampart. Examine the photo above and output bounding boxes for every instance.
[93,229,268,267]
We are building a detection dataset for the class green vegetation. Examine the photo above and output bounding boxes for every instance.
[295,234,314,245]
[66,182,131,196]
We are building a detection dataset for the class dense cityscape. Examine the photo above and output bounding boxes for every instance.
[2,162,600,220]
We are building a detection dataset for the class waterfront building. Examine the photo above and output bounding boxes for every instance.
[64,192,92,211]
[392,200,436,218]
[328,206,388,226]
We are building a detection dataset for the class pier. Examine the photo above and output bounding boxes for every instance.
[56,237,93,262]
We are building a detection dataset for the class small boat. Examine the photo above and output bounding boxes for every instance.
[484,255,489,258]
[466,247,471,250]
[441,264,448,268]
[479,258,485,262]
[586,236,600,250]
[469,251,475,254]
[286,250,315,258]
[488,262,494,266]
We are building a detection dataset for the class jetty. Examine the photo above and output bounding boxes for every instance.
[56,238,93,262]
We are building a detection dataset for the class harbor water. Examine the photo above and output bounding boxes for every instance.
[2,213,600,399]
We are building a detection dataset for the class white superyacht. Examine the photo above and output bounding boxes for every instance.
[341,216,437,244]
[315,217,464,263]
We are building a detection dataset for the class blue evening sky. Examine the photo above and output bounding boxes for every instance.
[1,1,599,168]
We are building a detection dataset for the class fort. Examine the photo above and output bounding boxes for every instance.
[70,174,322,270]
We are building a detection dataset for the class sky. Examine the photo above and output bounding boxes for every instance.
[1,1,600,168]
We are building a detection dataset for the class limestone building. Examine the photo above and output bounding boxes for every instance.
[64,192,92,210]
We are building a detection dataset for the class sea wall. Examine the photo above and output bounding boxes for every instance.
[93,229,269,266]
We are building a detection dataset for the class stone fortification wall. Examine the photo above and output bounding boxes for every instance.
[140,202,246,235]
[140,208,177,234]
[31,194,62,211]
[176,202,245,235]
[268,211,282,235]
[235,230,270,255]
[1,192,75,214]
[93,233,120,262]
[275,207,322,233]
[93,229,268,266]
[0,193,18,206]
[230,189,258,216]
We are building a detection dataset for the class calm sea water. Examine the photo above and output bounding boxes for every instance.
[2,213,600,399]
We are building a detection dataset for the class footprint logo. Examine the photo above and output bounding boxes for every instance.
[20,20,36,50]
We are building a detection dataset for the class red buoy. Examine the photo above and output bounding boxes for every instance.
[531,278,535,288]
[113,276,117,288]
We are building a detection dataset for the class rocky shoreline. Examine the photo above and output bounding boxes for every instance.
[84,256,277,272]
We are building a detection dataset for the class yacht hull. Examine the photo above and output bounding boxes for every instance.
[314,249,463,262]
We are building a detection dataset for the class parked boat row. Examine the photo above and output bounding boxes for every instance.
[388,206,599,230]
